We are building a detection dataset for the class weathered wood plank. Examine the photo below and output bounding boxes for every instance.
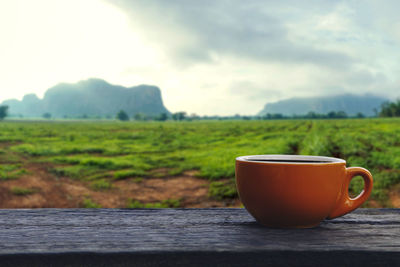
[0,208,399,266]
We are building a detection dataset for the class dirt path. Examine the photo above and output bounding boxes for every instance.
[389,184,400,208]
[1,141,240,208]
[0,161,240,208]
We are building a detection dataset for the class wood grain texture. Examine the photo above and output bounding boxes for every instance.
[0,208,399,266]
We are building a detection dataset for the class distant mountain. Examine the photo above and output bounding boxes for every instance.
[2,78,170,118]
[258,94,387,117]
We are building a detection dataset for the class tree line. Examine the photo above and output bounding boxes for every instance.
[114,110,361,121]
[116,110,190,121]
[379,100,400,117]
[115,100,400,121]
[1,99,400,121]
[0,105,8,120]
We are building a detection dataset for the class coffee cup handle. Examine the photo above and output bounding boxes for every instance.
[328,167,373,219]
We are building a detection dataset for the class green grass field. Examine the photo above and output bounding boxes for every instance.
[0,118,399,207]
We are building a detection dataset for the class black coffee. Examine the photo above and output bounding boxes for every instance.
[248,159,332,163]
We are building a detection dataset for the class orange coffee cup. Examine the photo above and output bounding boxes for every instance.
[235,155,373,228]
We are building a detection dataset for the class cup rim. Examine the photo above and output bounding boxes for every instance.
[236,154,346,165]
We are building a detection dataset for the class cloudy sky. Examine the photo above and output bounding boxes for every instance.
[1,0,399,115]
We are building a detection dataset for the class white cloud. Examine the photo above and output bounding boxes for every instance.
[0,0,159,100]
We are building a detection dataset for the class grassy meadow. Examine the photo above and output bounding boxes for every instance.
[0,118,399,208]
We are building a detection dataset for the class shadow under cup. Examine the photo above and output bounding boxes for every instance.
[235,155,373,228]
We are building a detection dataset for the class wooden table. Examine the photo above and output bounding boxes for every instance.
[0,208,399,266]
